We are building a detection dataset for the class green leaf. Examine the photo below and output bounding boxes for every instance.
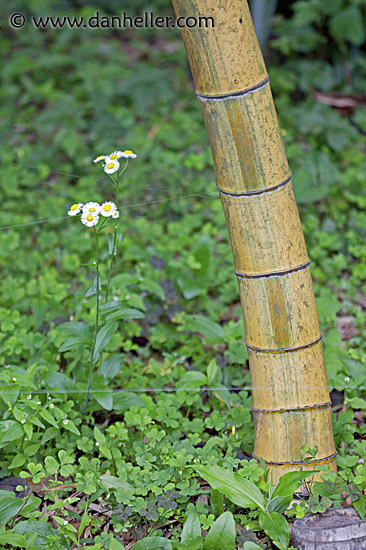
[177,275,205,299]
[43,372,79,392]
[203,512,236,550]
[45,456,59,475]
[353,495,366,519]
[210,489,224,517]
[92,387,113,411]
[196,465,265,511]
[140,279,165,300]
[272,470,320,499]
[172,540,202,550]
[57,321,90,338]
[14,520,58,548]
[177,371,208,389]
[9,454,26,469]
[243,543,262,550]
[112,391,145,412]
[181,512,201,543]
[101,354,123,382]
[329,6,365,46]
[131,537,172,550]
[93,321,118,361]
[0,533,27,547]
[62,420,81,436]
[0,421,24,447]
[259,512,289,550]
[183,315,224,342]
[103,306,145,322]
[212,384,232,408]
[293,152,340,204]
[41,427,59,444]
[0,490,25,525]
[110,537,125,550]
[39,410,58,429]
[350,397,366,410]
[192,235,212,278]
[99,475,134,493]
[206,359,218,386]
[59,336,88,353]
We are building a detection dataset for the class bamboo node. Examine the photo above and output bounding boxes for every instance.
[217,173,291,198]
[252,451,337,467]
[235,260,310,280]
[251,402,332,414]
[196,75,269,100]
[246,334,322,355]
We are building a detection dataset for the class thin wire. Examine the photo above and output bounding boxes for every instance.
[2,385,347,396]
[0,216,70,231]
[0,192,222,231]
[0,159,176,195]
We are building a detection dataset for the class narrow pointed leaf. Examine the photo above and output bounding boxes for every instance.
[203,511,235,550]
[93,321,118,361]
[272,470,320,499]
[259,512,289,550]
[132,538,172,550]
[196,465,265,511]
[181,512,201,543]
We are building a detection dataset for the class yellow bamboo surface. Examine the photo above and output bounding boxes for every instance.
[238,266,320,349]
[199,85,289,193]
[253,405,334,463]
[172,0,336,483]
[249,342,329,410]
[171,0,267,96]
[221,182,308,275]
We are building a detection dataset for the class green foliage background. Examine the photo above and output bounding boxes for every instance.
[0,0,366,548]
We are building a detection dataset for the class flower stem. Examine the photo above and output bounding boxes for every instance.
[105,171,121,304]
[81,227,100,412]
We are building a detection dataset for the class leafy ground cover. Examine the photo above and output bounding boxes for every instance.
[0,0,366,548]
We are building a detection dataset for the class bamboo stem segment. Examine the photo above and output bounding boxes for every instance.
[172,0,336,482]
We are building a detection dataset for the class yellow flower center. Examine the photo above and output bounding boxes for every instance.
[110,154,117,160]
[124,150,133,154]
[89,207,96,212]
[71,204,78,211]
[96,156,104,160]
[107,163,115,169]
[104,205,112,212]
[86,215,93,221]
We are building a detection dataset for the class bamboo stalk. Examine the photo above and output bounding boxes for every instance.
[171,0,336,482]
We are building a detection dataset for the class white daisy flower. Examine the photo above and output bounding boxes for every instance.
[81,211,99,228]
[107,151,124,161]
[93,155,106,164]
[104,159,120,174]
[68,203,83,216]
[21,419,25,424]
[63,521,68,526]
[120,150,137,159]
[49,403,54,409]
[63,419,68,425]
[12,377,16,382]
[100,201,117,217]
[112,211,120,219]
[27,395,32,400]
[83,202,101,215]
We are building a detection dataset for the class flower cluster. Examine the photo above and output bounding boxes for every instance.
[93,149,137,174]
[68,201,119,227]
